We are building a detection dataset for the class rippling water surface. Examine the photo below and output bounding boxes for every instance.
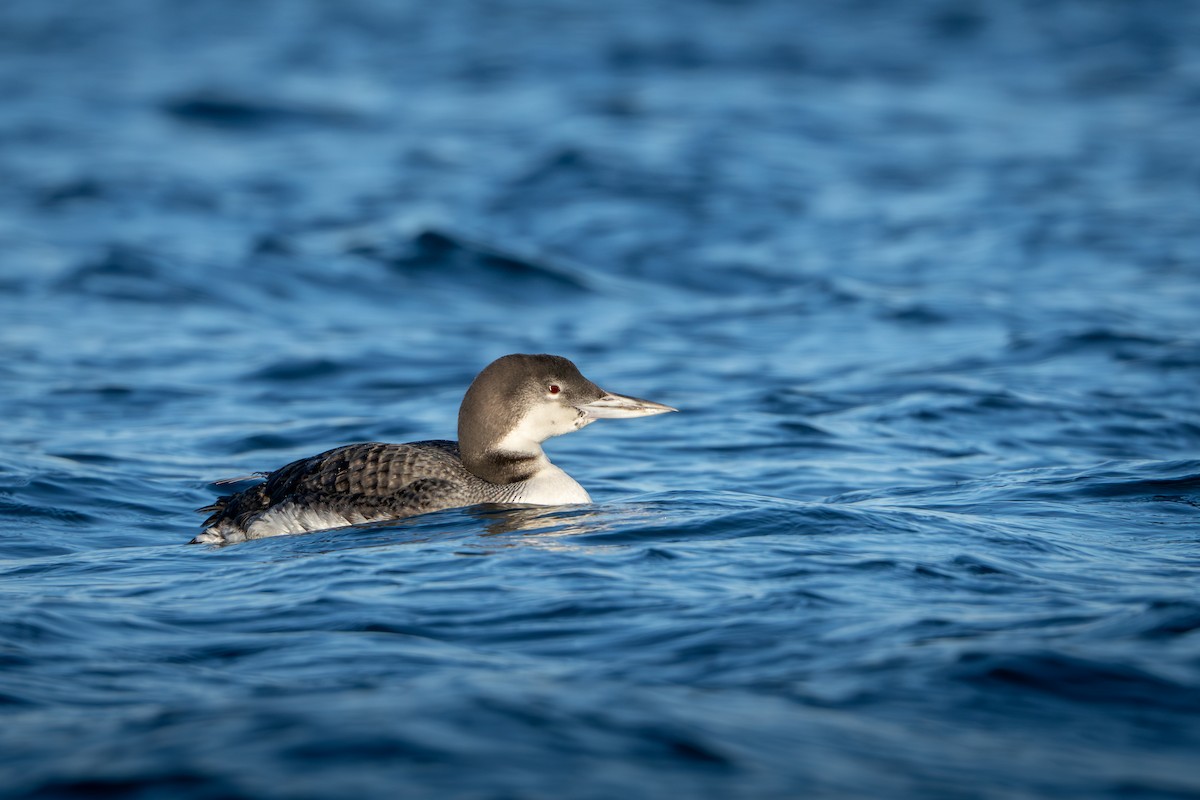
[2,1,1199,798]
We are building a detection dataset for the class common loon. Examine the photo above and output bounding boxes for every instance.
[193,354,676,543]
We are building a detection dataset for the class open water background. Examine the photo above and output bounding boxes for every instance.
[2,1,1200,797]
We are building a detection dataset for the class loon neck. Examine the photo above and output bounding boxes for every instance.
[462,443,547,485]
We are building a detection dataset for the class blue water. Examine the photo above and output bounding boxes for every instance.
[3,1,1200,797]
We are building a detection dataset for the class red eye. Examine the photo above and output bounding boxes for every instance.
[548,384,561,394]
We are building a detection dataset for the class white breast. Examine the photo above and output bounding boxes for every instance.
[510,462,592,505]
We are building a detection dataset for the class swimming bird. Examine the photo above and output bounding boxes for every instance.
[193,354,676,543]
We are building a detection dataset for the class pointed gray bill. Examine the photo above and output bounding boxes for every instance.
[577,392,678,419]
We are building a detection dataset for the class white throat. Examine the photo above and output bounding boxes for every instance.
[493,399,594,455]
[492,402,594,505]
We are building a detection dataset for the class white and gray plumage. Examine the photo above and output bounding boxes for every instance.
[193,354,676,543]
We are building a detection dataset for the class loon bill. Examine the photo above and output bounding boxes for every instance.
[193,354,676,543]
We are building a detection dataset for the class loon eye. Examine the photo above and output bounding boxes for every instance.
[548,384,561,395]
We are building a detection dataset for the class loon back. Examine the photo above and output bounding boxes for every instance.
[193,441,495,544]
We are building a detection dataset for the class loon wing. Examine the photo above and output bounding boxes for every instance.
[210,473,268,487]
[196,440,465,539]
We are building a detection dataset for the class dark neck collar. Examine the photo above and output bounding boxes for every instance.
[462,448,541,485]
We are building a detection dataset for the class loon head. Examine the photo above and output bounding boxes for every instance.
[458,353,676,483]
